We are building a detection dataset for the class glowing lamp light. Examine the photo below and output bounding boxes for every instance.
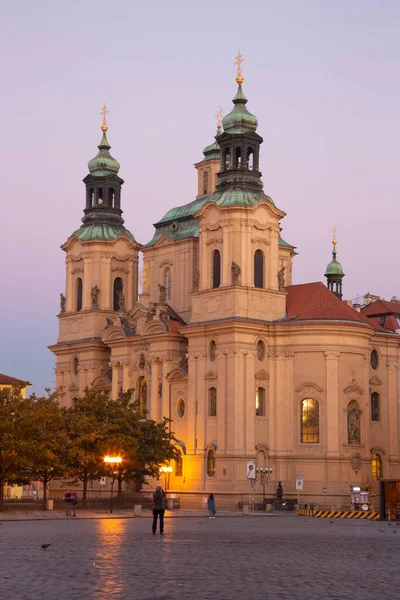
[160,466,173,473]
[104,456,122,464]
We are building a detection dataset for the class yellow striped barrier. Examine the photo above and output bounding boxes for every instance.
[296,508,380,520]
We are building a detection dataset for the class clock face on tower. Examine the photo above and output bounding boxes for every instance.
[98,198,103,205]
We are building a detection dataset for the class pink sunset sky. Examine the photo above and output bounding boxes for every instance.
[1,0,400,394]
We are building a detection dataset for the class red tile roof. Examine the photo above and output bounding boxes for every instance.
[285,282,388,332]
[168,319,182,332]
[368,315,399,332]
[0,373,29,386]
[361,299,400,317]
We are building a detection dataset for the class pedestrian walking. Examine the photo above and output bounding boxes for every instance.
[64,491,72,517]
[152,485,166,535]
[207,493,216,518]
[71,492,78,517]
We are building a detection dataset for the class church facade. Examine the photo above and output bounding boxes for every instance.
[49,69,400,506]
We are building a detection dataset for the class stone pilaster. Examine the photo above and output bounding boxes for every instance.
[325,350,340,457]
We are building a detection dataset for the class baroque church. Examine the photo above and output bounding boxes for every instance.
[49,61,400,505]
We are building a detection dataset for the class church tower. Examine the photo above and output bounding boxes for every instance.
[49,107,140,405]
[325,228,344,299]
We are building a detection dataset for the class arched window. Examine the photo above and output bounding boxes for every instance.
[175,452,183,477]
[137,376,148,413]
[76,278,83,312]
[371,392,380,421]
[372,453,382,480]
[108,187,115,207]
[254,250,264,288]
[97,188,103,205]
[256,340,265,361]
[212,250,221,289]
[247,147,254,170]
[224,148,231,170]
[203,171,209,195]
[301,398,319,443]
[348,400,361,444]
[255,387,265,417]
[207,449,216,477]
[176,398,185,419]
[73,357,79,376]
[113,277,123,311]
[209,387,217,417]
[163,268,171,301]
[87,188,94,208]
[235,147,241,168]
[370,350,379,370]
[209,340,216,362]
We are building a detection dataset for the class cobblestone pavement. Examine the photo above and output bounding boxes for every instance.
[1,514,398,600]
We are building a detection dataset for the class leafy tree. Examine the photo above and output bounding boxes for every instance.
[0,385,32,511]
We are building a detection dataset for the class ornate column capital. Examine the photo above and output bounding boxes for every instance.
[324,351,341,359]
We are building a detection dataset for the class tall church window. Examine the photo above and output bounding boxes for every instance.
[97,188,103,205]
[256,387,265,417]
[87,188,94,208]
[113,277,123,311]
[235,147,241,168]
[209,387,217,417]
[163,268,171,301]
[257,340,265,361]
[212,250,221,289]
[247,147,254,170]
[73,357,79,376]
[372,453,382,480]
[209,340,216,362]
[76,278,83,312]
[224,148,231,170]
[371,392,380,421]
[207,449,216,477]
[301,398,319,443]
[108,188,115,207]
[203,171,209,195]
[254,250,264,288]
[175,452,183,477]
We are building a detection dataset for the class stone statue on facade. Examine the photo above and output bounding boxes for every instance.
[350,452,362,474]
[120,316,135,332]
[91,285,100,309]
[278,266,286,291]
[231,262,241,285]
[60,293,66,314]
[348,403,361,444]
[159,308,169,324]
[146,304,156,322]
[192,268,200,292]
[158,284,167,304]
[105,317,114,328]
[139,354,146,369]
[117,289,126,312]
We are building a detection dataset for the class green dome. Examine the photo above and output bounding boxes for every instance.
[88,131,120,176]
[222,85,258,134]
[325,258,344,276]
[72,223,136,242]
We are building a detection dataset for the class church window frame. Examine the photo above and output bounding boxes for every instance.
[108,187,115,208]
[255,387,265,417]
[73,357,79,377]
[203,171,209,195]
[176,398,186,420]
[224,148,231,170]
[247,147,254,170]
[256,340,265,361]
[300,398,320,443]
[163,267,171,301]
[212,250,221,289]
[254,249,264,288]
[113,277,123,311]
[371,453,382,480]
[174,450,183,478]
[208,387,217,417]
[76,277,83,312]
[206,449,216,477]
[371,392,380,422]
[209,340,217,362]
[370,350,379,370]
[235,146,242,169]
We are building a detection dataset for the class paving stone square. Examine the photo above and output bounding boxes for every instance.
[0,514,398,600]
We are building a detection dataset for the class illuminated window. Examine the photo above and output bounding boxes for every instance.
[372,453,382,480]
[137,376,147,413]
[301,398,319,443]
[254,250,264,288]
[163,268,171,300]
[207,449,216,477]
[371,392,380,421]
[209,387,217,417]
[255,387,265,417]
[175,452,183,477]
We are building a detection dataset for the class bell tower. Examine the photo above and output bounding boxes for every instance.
[325,227,345,300]
[49,107,140,405]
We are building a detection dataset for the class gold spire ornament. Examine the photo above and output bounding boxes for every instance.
[101,103,108,132]
[216,106,224,128]
[333,226,337,246]
[234,51,244,84]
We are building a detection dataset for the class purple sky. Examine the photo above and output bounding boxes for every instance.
[1,1,400,394]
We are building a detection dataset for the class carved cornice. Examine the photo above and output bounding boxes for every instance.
[111,253,130,261]
[324,351,340,359]
[387,361,398,370]
[205,370,218,380]
[255,370,269,380]
[369,375,383,386]
[251,237,270,246]
[344,382,364,395]
[296,382,323,394]
[71,267,83,275]
[205,238,223,245]
[111,266,129,274]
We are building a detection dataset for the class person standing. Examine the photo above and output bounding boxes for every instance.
[71,492,78,517]
[152,485,166,535]
[64,491,72,517]
[207,494,216,519]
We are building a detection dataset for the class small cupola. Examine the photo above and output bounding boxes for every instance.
[325,227,345,300]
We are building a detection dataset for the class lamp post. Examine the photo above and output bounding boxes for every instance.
[159,466,173,493]
[256,467,272,507]
[104,455,122,514]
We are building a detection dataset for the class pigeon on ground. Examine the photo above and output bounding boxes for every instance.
[378,529,385,532]
[329,520,334,523]
[41,544,52,549]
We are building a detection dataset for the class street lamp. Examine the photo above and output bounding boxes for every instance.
[159,466,173,492]
[104,455,122,514]
[256,467,272,507]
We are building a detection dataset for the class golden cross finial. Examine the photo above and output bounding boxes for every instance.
[101,103,108,132]
[234,51,244,84]
[216,106,224,128]
[333,225,337,246]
